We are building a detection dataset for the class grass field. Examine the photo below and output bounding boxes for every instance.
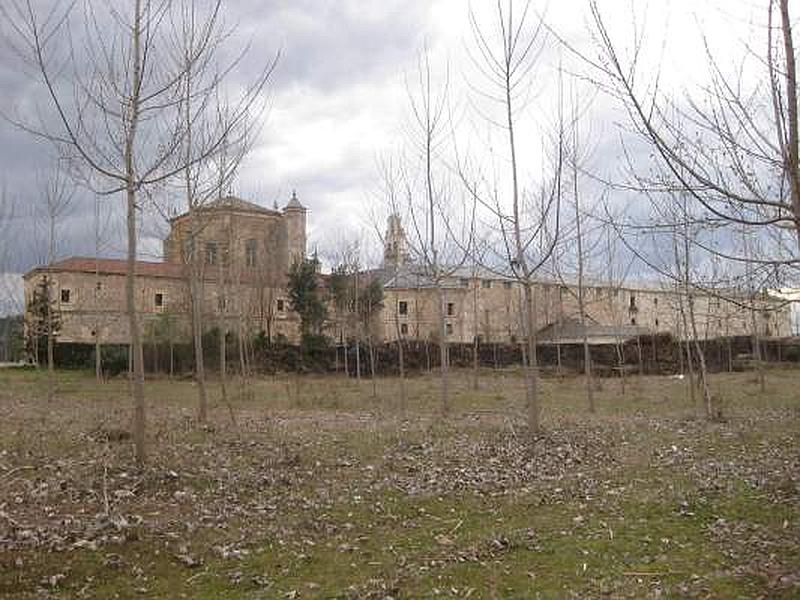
[0,366,798,598]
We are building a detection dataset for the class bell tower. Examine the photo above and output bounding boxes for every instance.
[383,214,410,267]
[283,190,307,266]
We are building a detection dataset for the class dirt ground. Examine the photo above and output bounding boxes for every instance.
[0,367,798,598]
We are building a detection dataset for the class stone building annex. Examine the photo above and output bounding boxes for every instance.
[23,194,793,354]
[24,194,307,347]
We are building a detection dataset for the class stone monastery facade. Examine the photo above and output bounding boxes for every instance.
[23,194,792,353]
[24,195,307,346]
[375,215,792,345]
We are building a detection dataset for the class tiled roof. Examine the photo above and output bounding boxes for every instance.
[25,257,187,279]
[25,256,287,286]
[284,191,305,211]
[171,195,282,221]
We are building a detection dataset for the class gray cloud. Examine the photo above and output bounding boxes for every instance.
[2,0,787,312]
[0,0,431,279]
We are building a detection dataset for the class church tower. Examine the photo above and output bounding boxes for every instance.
[383,214,410,267]
[283,190,307,266]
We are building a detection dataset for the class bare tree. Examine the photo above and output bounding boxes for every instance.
[582,0,800,259]
[2,0,275,466]
[549,84,600,412]
[459,0,564,433]
[171,1,276,425]
[92,191,114,382]
[396,48,474,415]
[599,221,636,395]
[34,163,75,399]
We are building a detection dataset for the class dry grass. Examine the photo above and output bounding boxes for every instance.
[0,366,798,598]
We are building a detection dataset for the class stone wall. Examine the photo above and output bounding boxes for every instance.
[23,268,301,346]
[381,276,792,343]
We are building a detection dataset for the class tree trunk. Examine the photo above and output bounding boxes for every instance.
[126,0,146,468]
[95,334,102,382]
[687,292,714,419]
[680,297,697,407]
[127,184,146,468]
[582,333,594,411]
[779,0,800,253]
[616,340,627,395]
[190,274,208,422]
[46,278,55,401]
[522,282,540,433]
[438,285,450,415]
[472,336,479,391]
[368,331,377,399]
[355,338,361,382]
[472,279,479,390]
[636,335,644,376]
[398,334,406,415]
[751,309,766,393]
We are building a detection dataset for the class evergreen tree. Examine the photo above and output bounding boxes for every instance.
[287,258,327,337]
[25,276,60,364]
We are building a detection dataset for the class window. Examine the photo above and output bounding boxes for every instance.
[631,317,637,325]
[154,293,164,309]
[653,297,658,306]
[482,280,492,289]
[96,282,102,291]
[510,335,517,344]
[218,295,227,311]
[460,278,469,287]
[398,300,408,315]
[503,281,512,289]
[60,288,71,303]
[277,299,285,312]
[446,323,453,335]
[400,323,408,335]
[629,294,637,309]
[245,239,257,267]
[447,302,454,316]
[205,242,218,265]
[655,318,659,327]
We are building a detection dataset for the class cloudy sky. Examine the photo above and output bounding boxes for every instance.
[0,0,777,311]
